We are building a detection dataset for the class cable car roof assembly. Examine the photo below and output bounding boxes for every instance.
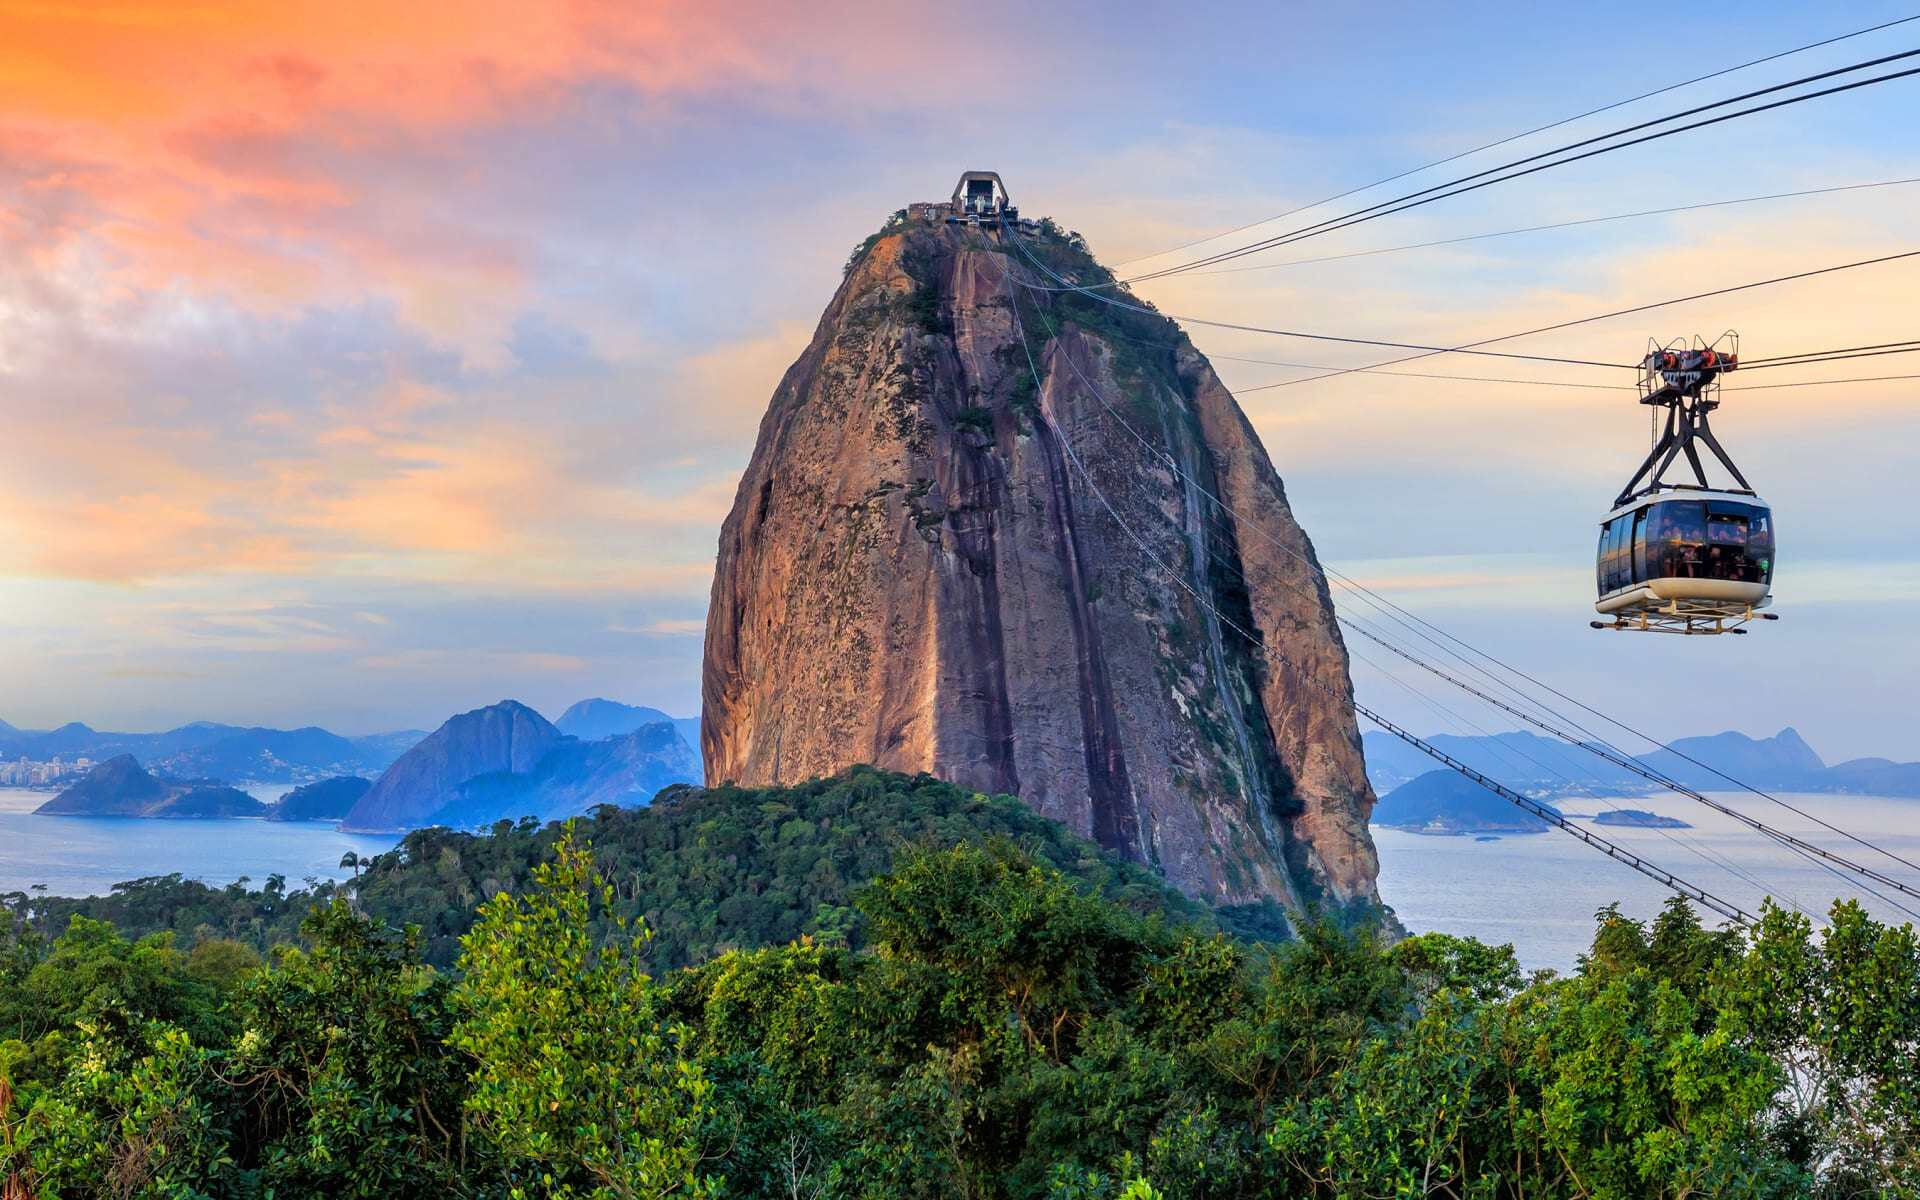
[1593,333,1777,636]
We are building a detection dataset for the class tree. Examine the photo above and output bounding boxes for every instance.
[453,828,718,1199]
[226,900,478,1197]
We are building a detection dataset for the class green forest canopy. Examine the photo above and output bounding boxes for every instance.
[1,766,1915,1198]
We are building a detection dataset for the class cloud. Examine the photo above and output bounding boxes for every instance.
[607,618,707,636]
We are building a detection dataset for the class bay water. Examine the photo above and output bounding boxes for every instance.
[0,786,396,899]
[4,783,1912,974]
[1376,791,1920,972]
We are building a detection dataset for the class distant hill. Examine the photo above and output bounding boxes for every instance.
[343,701,566,832]
[155,726,384,783]
[439,724,700,827]
[1816,757,1920,798]
[554,698,674,741]
[1364,727,1919,800]
[267,776,371,822]
[35,755,265,819]
[1635,727,1826,791]
[0,719,419,783]
[554,699,700,757]
[1593,809,1692,829]
[1371,769,1559,836]
[340,701,702,833]
[1362,730,1647,798]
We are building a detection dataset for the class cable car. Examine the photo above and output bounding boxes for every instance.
[1591,334,1777,635]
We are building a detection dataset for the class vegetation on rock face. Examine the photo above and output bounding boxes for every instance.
[2,794,1916,1197]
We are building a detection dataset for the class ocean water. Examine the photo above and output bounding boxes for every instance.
[1376,791,1920,973]
[4,783,1912,973]
[0,787,397,898]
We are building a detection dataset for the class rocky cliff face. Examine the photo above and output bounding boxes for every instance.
[702,215,1381,916]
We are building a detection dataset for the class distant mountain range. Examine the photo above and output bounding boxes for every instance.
[1362,727,1920,800]
[17,697,703,832]
[0,720,424,784]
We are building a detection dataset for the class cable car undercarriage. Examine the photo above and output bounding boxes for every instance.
[1591,334,1778,636]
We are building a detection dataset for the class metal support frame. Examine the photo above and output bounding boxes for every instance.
[1613,333,1753,509]
[1591,600,1781,635]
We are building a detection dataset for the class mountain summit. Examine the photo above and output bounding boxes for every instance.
[701,195,1380,917]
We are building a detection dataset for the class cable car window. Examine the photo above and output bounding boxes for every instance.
[1598,516,1622,594]
[1631,507,1648,583]
[1707,513,1749,545]
[1650,501,1706,578]
[1609,516,1631,593]
[1609,517,1628,592]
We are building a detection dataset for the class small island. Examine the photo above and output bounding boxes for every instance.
[34,754,265,819]
[1370,769,1560,836]
[1592,808,1693,829]
[267,775,371,822]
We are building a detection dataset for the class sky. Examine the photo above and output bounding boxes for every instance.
[1,1,1917,761]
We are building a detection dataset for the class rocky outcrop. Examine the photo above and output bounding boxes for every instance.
[341,700,565,831]
[1371,770,1556,836]
[268,775,372,821]
[36,755,266,819]
[702,215,1381,916]
[341,701,701,831]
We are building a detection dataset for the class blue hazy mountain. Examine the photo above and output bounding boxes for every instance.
[1361,730,1647,797]
[342,700,701,833]
[35,755,266,819]
[1363,727,1916,800]
[0,718,421,783]
[1814,757,1920,798]
[555,698,699,751]
[1634,727,1826,791]
[1371,769,1560,835]
[556,698,673,739]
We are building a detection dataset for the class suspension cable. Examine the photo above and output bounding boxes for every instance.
[1120,52,1920,283]
[1000,258,1756,925]
[1179,178,1920,277]
[1111,15,1920,270]
[1005,226,1920,904]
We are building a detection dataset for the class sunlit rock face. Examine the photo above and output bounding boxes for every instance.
[702,216,1380,917]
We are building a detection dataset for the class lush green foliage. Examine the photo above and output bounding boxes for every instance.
[2,769,1916,1198]
[453,833,715,1199]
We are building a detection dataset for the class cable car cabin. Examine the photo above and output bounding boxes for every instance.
[1595,491,1774,632]
[1592,333,1777,635]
